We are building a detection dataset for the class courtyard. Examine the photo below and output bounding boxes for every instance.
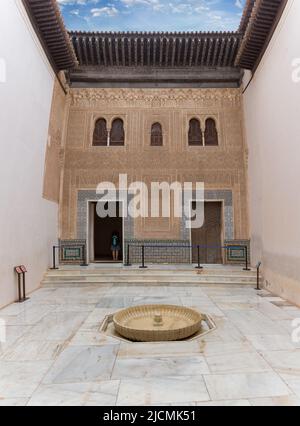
[1,272,300,406]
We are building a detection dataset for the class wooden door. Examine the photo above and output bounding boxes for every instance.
[192,202,222,264]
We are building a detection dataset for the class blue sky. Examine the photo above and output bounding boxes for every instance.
[58,0,246,32]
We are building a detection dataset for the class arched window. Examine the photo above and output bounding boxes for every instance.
[188,119,203,146]
[93,118,108,146]
[205,118,218,146]
[110,118,125,146]
[151,122,163,146]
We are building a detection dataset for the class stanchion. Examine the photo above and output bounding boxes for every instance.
[124,244,132,267]
[243,246,251,271]
[139,245,148,269]
[256,261,262,290]
[195,245,203,269]
[81,244,89,267]
[50,246,59,270]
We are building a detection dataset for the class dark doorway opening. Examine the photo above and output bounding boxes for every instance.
[93,202,123,262]
[191,201,222,264]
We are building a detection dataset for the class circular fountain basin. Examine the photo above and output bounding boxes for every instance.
[113,304,203,342]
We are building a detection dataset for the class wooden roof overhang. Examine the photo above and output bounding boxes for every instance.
[68,31,243,88]
[235,0,289,71]
[22,0,288,86]
[22,0,77,72]
[70,31,241,68]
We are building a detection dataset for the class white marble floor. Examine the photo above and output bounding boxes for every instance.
[0,283,300,406]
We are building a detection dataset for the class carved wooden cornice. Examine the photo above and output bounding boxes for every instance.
[70,88,241,108]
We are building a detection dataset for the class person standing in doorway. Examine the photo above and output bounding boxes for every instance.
[111,231,121,261]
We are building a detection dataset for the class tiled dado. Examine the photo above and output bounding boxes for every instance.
[59,239,86,264]
[124,240,191,264]
[225,239,251,265]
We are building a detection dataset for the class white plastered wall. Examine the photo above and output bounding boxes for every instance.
[243,0,300,305]
[0,0,58,307]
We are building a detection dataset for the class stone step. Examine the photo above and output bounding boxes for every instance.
[42,276,257,283]
[46,268,256,277]
[42,280,256,288]
[42,265,259,287]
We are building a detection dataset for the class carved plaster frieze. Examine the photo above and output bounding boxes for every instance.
[70,88,241,108]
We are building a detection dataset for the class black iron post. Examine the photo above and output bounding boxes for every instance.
[256,261,262,290]
[124,244,132,267]
[139,245,147,269]
[17,274,22,302]
[243,245,251,271]
[81,244,88,267]
[50,246,59,270]
[22,272,28,301]
[195,245,203,269]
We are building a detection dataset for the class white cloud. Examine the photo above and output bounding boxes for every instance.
[59,0,245,32]
[70,9,80,15]
[121,0,162,8]
[57,0,99,6]
[91,6,119,17]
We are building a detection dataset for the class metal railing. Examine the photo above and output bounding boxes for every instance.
[50,242,252,274]
[51,244,88,270]
[124,243,250,271]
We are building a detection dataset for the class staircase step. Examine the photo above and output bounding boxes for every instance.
[41,265,259,288]
[46,268,255,276]
[42,280,256,288]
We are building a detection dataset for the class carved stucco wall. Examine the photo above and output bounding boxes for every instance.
[43,77,70,204]
[59,88,249,243]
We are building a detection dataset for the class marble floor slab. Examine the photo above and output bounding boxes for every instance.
[118,340,201,357]
[0,325,33,355]
[204,372,291,400]
[112,355,209,379]
[117,376,210,405]
[42,345,118,384]
[0,282,300,406]
[249,395,300,406]
[0,398,29,406]
[196,399,251,406]
[0,360,53,398]
[96,296,134,308]
[224,310,289,336]
[199,340,254,356]
[23,311,90,341]
[205,351,271,374]
[131,297,182,306]
[28,381,120,406]
[245,334,298,351]
[261,350,300,374]
[279,373,300,397]
[0,304,56,326]
[0,339,64,361]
